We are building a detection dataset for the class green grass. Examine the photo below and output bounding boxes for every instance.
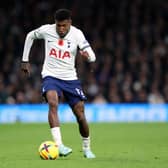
[0,123,168,168]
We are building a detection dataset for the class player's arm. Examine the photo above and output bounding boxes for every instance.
[21,30,36,76]
[77,30,96,72]
[79,47,96,62]
[21,26,45,76]
[77,30,96,63]
[79,47,96,73]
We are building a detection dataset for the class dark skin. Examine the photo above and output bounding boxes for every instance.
[21,19,91,137]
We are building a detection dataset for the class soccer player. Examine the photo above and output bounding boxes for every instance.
[21,9,96,159]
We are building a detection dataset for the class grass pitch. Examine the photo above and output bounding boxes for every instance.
[0,123,168,168]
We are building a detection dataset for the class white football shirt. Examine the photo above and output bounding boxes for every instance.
[22,24,96,80]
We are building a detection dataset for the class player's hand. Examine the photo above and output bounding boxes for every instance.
[79,50,90,61]
[21,62,30,76]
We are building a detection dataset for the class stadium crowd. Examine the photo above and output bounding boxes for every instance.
[0,0,167,104]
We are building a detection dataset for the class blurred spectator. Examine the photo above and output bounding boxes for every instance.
[148,82,165,104]
[93,92,107,104]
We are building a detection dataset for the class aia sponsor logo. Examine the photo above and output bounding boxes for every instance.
[49,48,70,59]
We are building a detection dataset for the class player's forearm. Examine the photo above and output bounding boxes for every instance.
[84,47,96,62]
[22,31,35,62]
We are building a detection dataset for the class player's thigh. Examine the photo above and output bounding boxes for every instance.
[42,76,61,105]
[46,90,59,106]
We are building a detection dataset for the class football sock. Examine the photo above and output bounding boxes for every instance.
[82,136,90,151]
[51,127,63,146]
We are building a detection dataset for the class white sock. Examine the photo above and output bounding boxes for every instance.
[51,127,63,146]
[82,136,90,151]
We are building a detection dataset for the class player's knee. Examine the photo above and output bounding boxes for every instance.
[75,110,85,121]
[73,101,84,112]
[72,101,86,121]
[48,98,58,107]
[76,114,86,122]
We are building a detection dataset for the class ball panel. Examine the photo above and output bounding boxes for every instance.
[40,151,48,160]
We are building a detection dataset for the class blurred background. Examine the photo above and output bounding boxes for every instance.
[0,0,167,105]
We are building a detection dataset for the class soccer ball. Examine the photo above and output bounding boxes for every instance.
[38,141,59,160]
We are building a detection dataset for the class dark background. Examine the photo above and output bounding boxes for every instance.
[0,0,167,104]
